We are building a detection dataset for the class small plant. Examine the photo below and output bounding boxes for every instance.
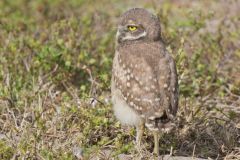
[0,0,239,159]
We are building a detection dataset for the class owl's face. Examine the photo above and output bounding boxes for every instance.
[117,20,147,43]
[117,8,161,44]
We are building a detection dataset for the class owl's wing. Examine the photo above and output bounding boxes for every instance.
[168,53,178,116]
[156,51,178,119]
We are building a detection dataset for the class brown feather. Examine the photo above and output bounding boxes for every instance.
[111,8,178,131]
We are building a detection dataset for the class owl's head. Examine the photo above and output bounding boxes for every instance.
[117,8,161,43]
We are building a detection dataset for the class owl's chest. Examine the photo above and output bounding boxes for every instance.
[116,42,161,66]
[112,56,128,84]
[111,52,142,126]
[112,49,157,90]
[111,80,141,126]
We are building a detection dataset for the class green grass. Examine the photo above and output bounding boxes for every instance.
[0,0,240,159]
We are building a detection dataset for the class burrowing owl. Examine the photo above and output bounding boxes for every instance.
[111,8,178,155]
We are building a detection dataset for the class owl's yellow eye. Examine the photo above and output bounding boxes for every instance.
[128,26,137,31]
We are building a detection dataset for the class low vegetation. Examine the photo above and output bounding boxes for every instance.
[0,0,239,159]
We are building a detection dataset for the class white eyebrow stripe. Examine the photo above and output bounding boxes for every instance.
[122,31,147,41]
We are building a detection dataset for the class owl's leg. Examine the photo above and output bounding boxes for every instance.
[153,131,160,156]
[136,119,145,150]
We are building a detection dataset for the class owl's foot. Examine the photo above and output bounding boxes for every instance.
[153,131,160,156]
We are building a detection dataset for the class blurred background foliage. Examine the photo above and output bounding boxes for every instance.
[0,0,239,159]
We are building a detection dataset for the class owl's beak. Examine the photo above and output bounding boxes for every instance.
[118,26,127,33]
[116,26,127,43]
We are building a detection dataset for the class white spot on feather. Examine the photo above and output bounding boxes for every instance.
[130,73,134,78]
[155,112,163,116]
[145,87,150,91]
[148,116,155,120]
[164,83,168,88]
[135,98,140,101]
[151,85,155,89]
[129,101,134,106]
[145,123,153,127]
